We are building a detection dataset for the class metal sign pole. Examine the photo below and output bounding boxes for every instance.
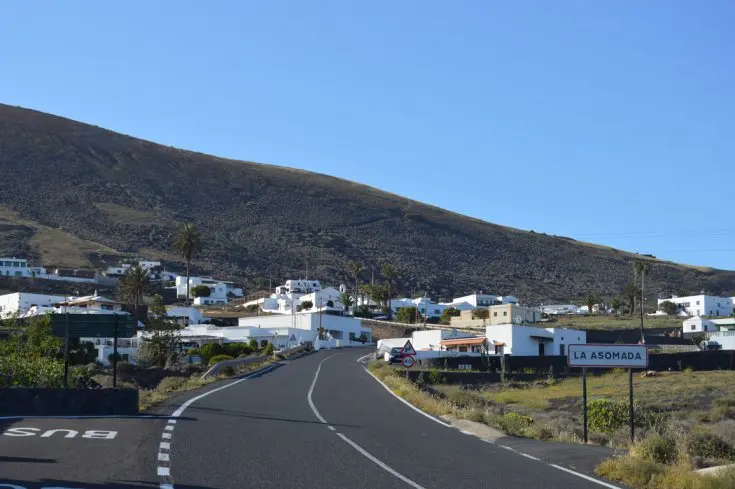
[629,368,635,443]
[582,367,588,444]
[63,312,70,389]
[113,314,119,388]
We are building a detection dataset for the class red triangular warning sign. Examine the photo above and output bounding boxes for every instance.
[401,340,417,356]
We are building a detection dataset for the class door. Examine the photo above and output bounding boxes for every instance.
[538,343,545,356]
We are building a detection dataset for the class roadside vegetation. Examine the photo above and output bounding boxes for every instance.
[368,360,735,488]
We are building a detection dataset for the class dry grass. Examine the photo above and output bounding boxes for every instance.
[484,370,735,413]
[138,358,277,411]
[369,362,454,417]
[0,204,120,267]
[596,457,735,489]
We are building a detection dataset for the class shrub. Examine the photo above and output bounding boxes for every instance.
[588,399,629,434]
[263,343,275,356]
[446,389,482,409]
[499,413,534,436]
[156,376,187,393]
[465,408,486,423]
[685,431,735,461]
[191,285,211,297]
[209,354,234,365]
[220,366,235,376]
[427,369,442,384]
[115,361,135,373]
[300,300,313,310]
[630,435,678,464]
[248,339,259,351]
[595,456,663,488]
[226,343,251,357]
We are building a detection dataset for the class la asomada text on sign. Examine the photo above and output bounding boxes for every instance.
[567,344,648,368]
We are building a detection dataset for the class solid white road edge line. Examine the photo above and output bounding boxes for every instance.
[153,363,279,488]
[355,353,373,363]
[550,464,623,489]
[362,367,452,427]
[519,453,540,461]
[361,360,624,487]
[309,354,427,489]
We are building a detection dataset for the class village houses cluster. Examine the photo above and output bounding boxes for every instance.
[1,255,734,366]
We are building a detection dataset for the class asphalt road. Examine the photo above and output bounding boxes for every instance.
[0,349,623,489]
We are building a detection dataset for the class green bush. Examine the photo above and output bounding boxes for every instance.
[631,435,678,464]
[427,369,442,384]
[225,343,251,357]
[191,285,211,297]
[588,399,629,434]
[685,431,735,460]
[248,339,259,351]
[595,456,663,488]
[263,343,275,356]
[499,412,534,436]
[209,354,234,365]
[199,343,226,362]
[220,366,235,376]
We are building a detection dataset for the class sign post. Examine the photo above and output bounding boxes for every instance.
[568,344,648,444]
[113,314,119,388]
[63,313,70,389]
[400,340,417,380]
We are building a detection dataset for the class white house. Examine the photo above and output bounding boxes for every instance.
[165,306,206,326]
[0,258,48,278]
[0,292,68,318]
[658,295,735,317]
[485,324,586,356]
[451,293,518,308]
[682,317,718,335]
[411,329,477,352]
[177,276,229,302]
[539,304,579,315]
[274,279,323,297]
[238,312,371,348]
[298,287,345,311]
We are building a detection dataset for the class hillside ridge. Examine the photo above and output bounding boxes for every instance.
[0,103,733,302]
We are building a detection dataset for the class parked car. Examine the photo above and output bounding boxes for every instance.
[385,347,403,364]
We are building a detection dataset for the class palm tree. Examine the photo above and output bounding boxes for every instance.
[634,260,652,343]
[348,261,363,306]
[118,264,149,319]
[623,282,640,317]
[174,223,203,305]
[611,297,622,315]
[381,264,396,318]
[339,291,354,314]
[582,293,600,315]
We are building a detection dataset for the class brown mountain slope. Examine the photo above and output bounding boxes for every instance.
[0,103,733,302]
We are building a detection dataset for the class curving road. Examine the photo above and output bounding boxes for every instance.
[0,348,622,489]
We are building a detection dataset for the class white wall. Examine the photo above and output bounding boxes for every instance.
[238,312,368,343]
[411,329,475,351]
[659,295,734,317]
[485,324,585,356]
[683,317,717,334]
[0,292,67,318]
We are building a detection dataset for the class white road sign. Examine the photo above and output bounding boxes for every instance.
[402,356,415,368]
[568,344,648,368]
[400,340,417,357]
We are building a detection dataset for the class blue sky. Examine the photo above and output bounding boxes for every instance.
[2,1,733,269]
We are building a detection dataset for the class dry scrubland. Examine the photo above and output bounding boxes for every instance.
[368,361,735,489]
[2,103,735,301]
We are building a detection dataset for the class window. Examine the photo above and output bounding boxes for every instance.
[434,309,440,314]
[493,312,497,317]
[691,325,696,331]
[101,305,113,311]
[503,311,507,316]
[697,301,700,305]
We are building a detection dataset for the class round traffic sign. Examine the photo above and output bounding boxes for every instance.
[402,356,415,368]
